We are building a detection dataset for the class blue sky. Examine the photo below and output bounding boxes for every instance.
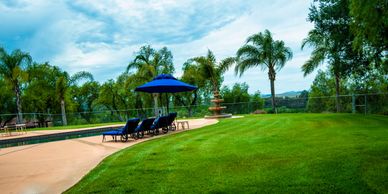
[0,0,316,94]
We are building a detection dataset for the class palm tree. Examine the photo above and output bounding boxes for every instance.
[127,46,174,78]
[235,30,293,113]
[56,71,93,125]
[0,47,32,123]
[127,45,174,116]
[192,50,235,96]
[301,29,342,112]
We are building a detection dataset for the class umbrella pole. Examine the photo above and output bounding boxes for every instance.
[153,93,159,117]
[166,93,169,114]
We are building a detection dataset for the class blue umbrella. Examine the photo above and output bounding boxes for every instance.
[135,74,197,93]
[135,74,197,113]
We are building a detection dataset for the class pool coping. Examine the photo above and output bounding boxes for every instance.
[0,125,123,148]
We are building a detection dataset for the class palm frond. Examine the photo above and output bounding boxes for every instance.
[206,50,216,64]
[138,63,157,80]
[301,29,325,50]
[126,61,142,73]
[193,55,217,85]
[12,49,32,69]
[218,57,235,74]
[134,55,149,64]
[70,71,94,85]
[236,45,261,60]
[273,40,293,71]
[301,29,328,76]
[0,47,5,59]
[235,58,262,77]
[301,47,326,76]
[246,32,265,46]
[0,48,32,85]
[235,44,264,76]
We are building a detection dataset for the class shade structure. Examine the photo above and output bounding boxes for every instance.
[135,74,197,93]
[135,74,197,115]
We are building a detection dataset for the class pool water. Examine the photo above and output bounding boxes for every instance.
[0,127,115,149]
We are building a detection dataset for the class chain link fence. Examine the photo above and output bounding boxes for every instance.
[1,93,387,128]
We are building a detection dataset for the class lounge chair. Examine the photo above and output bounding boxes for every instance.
[134,118,155,138]
[150,112,178,135]
[149,116,168,135]
[102,118,140,142]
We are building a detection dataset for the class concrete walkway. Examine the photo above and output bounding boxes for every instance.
[0,118,218,194]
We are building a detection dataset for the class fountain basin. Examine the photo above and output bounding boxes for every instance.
[208,106,226,111]
[204,114,232,119]
[211,99,224,103]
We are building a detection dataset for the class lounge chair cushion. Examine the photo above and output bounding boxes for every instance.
[102,130,122,135]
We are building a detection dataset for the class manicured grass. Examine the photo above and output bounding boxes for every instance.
[66,114,388,193]
[27,122,124,131]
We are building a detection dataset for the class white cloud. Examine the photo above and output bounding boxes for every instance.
[0,0,317,94]
[168,0,315,94]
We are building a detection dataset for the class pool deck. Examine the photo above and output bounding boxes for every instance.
[0,118,218,194]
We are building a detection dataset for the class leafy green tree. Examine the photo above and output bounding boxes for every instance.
[127,45,175,115]
[0,77,16,126]
[347,67,388,114]
[349,0,388,70]
[0,47,32,123]
[221,83,264,114]
[221,83,251,103]
[24,62,62,124]
[96,80,122,121]
[192,50,235,98]
[302,0,359,112]
[307,70,349,112]
[250,90,265,110]
[71,81,100,123]
[124,73,154,117]
[56,71,93,125]
[174,61,206,117]
[307,71,335,112]
[115,73,136,118]
[299,90,309,99]
[235,30,293,113]
[96,74,137,121]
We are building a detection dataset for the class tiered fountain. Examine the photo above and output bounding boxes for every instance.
[205,91,232,119]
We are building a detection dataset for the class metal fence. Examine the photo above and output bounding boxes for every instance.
[1,93,387,127]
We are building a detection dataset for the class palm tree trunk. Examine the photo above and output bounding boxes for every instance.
[61,98,68,126]
[270,79,277,114]
[334,73,341,113]
[268,69,277,114]
[14,84,23,124]
[153,93,159,116]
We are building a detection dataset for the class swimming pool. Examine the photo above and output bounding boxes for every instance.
[0,126,119,149]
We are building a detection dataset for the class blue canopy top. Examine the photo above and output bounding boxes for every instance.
[135,74,197,93]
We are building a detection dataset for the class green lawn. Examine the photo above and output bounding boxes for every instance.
[66,114,388,193]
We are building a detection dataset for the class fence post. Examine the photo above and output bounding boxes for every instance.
[352,94,356,114]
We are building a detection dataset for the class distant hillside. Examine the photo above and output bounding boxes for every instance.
[261,91,302,98]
